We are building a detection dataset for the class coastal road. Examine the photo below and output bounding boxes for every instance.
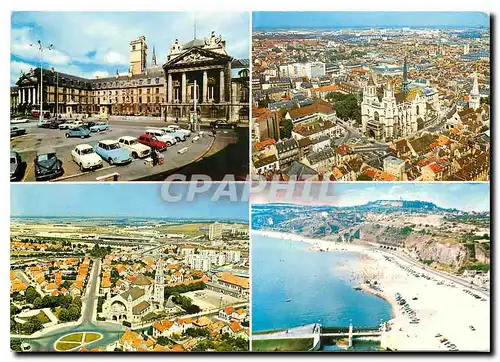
[384,249,489,297]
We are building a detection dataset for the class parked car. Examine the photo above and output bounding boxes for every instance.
[34,147,64,181]
[210,119,236,129]
[10,151,22,181]
[159,127,186,142]
[137,133,167,151]
[118,136,151,159]
[94,140,132,165]
[66,127,91,139]
[59,120,77,130]
[90,122,109,132]
[166,124,191,137]
[48,119,66,129]
[71,144,103,171]
[145,129,176,146]
[11,117,30,124]
[82,121,97,129]
[11,126,26,137]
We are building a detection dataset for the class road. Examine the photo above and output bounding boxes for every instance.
[383,248,489,297]
[82,258,101,324]
[11,118,246,181]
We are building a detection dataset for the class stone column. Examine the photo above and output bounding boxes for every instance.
[181,72,186,103]
[202,70,208,103]
[28,87,32,104]
[18,89,21,105]
[167,73,173,103]
[219,69,225,102]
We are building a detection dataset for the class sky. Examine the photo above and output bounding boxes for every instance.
[253,11,489,29]
[11,183,249,221]
[251,183,490,212]
[10,11,250,85]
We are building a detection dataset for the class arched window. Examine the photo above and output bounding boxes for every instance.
[416,105,420,115]
[374,111,379,121]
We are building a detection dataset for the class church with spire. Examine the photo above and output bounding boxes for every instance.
[361,56,429,141]
[469,71,481,110]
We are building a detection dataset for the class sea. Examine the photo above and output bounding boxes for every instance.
[252,233,392,333]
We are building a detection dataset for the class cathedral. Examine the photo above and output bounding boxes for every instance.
[361,57,429,141]
[101,258,165,323]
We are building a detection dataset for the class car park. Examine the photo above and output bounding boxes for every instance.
[82,121,97,129]
[11,126,26,137]
[159,127,186,142]
[66,127,91,139]
[137,133,167,151]
[145,129,176,146]
[94,140,132,165]
[71,144,103,171]
[90,122,109,132]
[10,151,22,181]
[34,147,64,181]
[118,136,151,159]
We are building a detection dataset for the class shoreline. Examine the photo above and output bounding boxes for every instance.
[252,229,490,351]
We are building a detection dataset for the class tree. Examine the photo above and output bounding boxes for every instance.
[33,297,43,309]
[279,118,293,139]
[156,336,171,346]
[22,316,43,335]
[25,287,40,304]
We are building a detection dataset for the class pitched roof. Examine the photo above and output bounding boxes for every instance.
[121,286,145,301]
[288,100,334,119]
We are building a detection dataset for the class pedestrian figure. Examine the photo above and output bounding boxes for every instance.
[212,127,216,137]
[175,117,179,124]
[151,147,159,166]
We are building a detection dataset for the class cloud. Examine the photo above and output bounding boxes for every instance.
[103,51,128,65]
[92,71,109,79]
[10,60,34,84]
[10,12,249,85]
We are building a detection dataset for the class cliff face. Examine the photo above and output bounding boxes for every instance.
[359,225,471,269]
[475,244,490,264]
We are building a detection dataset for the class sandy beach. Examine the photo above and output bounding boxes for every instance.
[253,229,490,352]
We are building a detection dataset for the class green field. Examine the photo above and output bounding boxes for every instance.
[19,311,51,324]
[54,341,80,351]
[84,332,101,343]
[60,333,83,343]
[252,338,313,352]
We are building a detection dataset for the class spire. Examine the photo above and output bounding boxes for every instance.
[471,70,479,96]
[402,55,409,96]
[152,45,157,66]
[367,72,376,86]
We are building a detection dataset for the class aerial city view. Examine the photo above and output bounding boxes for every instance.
[10,12,250,182]
[251,12,490,181]
[10,183,250,352]
[251,183,490,352]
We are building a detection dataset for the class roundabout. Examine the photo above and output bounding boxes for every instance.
[53,332,103,352]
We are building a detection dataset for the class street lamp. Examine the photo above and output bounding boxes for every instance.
[30,40,53,122]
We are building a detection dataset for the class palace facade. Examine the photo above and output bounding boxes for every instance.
[11,33,249,123]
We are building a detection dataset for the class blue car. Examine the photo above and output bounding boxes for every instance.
[65,127,90,139]
[94,140,132,165]
[90,122,109,132]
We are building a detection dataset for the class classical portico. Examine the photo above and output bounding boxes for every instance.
[162,32,234,122]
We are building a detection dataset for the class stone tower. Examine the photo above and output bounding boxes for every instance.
[130,36,148,75]
[402,56,410,96]
[154,255,165,309]
[469,71,480,110]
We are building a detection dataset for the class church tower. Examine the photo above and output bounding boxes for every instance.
[129,36,148,75]
[402,56,410,96]
[151,45,157,67]
[469,71,480,110]
[154,255,165,308]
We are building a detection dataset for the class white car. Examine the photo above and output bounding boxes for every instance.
[145,129,177,147]
[11,118,30,124]
[71,144,103,171]
[59,120,82,130]
[159,127,187,142]
[118,136,151,159]
[166,125,191,137]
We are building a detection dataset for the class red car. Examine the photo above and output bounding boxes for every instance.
[137,133,167,151]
